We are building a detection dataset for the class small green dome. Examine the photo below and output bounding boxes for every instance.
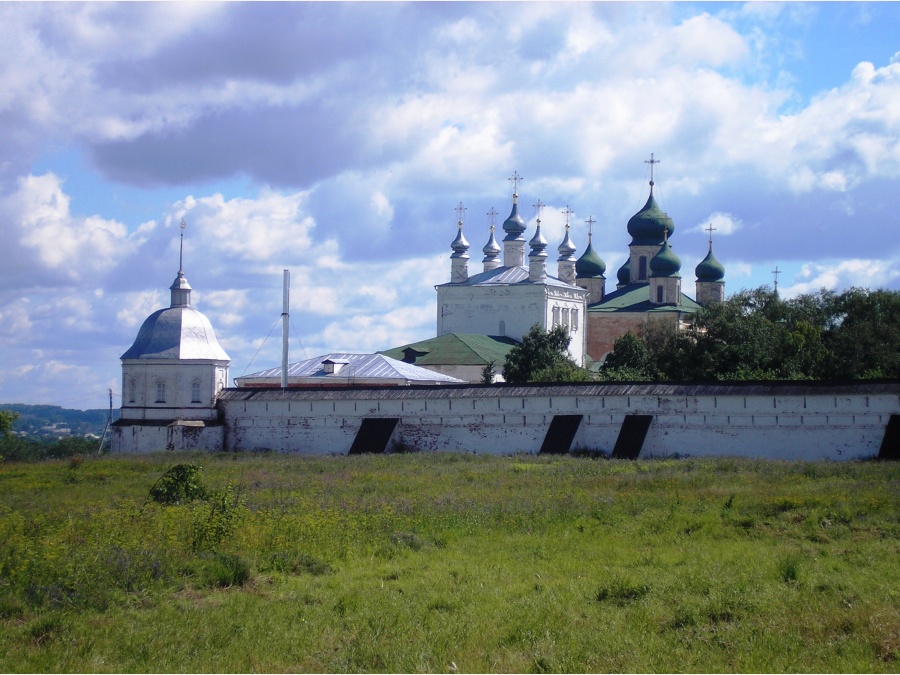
[649,239,681,277]
[616,258,631,286]
[695,246,725,282]
[627,192,675,246]
[575,242,606,279]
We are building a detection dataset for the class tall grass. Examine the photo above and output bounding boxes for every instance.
[0,452,898,672]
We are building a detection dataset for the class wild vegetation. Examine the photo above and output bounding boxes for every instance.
[503,324,588,384]
[600,286,900,381]
[1,451,897,672]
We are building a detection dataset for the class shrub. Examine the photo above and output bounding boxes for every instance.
[149,464,209,505]
[194,553,250,588]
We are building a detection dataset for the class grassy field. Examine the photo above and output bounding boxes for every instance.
[0,451,898,673]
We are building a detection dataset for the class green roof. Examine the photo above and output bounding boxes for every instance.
[588,283,702,314]
[379,333,519,367]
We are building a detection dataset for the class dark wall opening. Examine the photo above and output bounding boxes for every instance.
[878,414,900,460]
[348,418,399,455]
[539,415,583,455]
[612,414,653,459]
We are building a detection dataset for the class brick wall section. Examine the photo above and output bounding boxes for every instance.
[586,312,679,362]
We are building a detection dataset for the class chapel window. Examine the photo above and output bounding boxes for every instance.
[561,308,569,327]
[128,379,136,404]
[657,285,664,304]
[552,306,560,327]
[191,380,201,403]
[571,309,579,332]
[155,380,166,404]
[639,256,648,281]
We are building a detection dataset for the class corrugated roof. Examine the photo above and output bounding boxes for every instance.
[219,380,900,402]
[379,333,519,367]
[235,353,465,385]
[588,283,702,313]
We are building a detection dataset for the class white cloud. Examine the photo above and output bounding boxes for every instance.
[692,212,743,237]
[782,258,900,297]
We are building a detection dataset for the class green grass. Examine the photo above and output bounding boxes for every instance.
[1,452,898,672]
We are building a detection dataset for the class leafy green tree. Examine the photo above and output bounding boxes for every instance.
[598,333,655,381]
[0,410,18,437]
[502,325,588,384]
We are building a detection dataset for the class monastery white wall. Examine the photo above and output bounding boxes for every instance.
[217,385,898,461]
[111,421,224,453]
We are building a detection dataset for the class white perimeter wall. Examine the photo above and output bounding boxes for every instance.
[219,389,898,461]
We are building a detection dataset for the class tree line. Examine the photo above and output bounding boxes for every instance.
[501,287,900,384]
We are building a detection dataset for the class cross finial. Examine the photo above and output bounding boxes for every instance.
[562,205,574,230]
[772,266,781,293]
[533,199,545,224]
[179,218,187,273]
[455,201,466,227]
[585,215,595,243]
[487,207,498,229]
[705,222,716,249]
[508,171,523,196]
[645,153,660,190]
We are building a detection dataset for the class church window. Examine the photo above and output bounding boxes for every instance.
[657,285,664,304]
[561,308,569,327]
[639,256,647,281]
[571,309,579,332]
[155,380,166,403]
[499,320,506,336]
[191,380,202,403]
[552,306,560,327]
[128,379,136,404]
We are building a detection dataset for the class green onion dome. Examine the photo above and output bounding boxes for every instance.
[649,238,681,277]
[627,191,675,246]
[575,242,606,279]
[695,245,725,282]
[616,258,631,286]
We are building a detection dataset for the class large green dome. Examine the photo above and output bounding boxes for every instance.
[695,246,725,282]
[627,192,675,246]
[649,239,681,277]
[575,242,606,279]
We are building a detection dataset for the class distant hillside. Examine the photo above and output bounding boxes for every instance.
[0,404,118,439]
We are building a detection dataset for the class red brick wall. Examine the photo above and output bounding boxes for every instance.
[586,312,679,362]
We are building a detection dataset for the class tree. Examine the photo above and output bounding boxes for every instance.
[597,333,655,381]
[0,410,18,437]
[481,360,496,384]
[502,325,588,384]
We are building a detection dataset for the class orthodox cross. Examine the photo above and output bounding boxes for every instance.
[772,266,781,294]
[645,153,660,188]
[179,218,186,273]
[585,215,595,243]
[706,222,716,247]
[533,198,545,224]
[562,205,574,231]
[455,201,466,226]
[487,207,498,231]
[508,171,523,195]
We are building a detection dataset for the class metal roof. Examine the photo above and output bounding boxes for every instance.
[379,333,519,367]
[121,307,230,361]
[235,353,466,386]
[437,265,585,290]
[219,379,900,402]
[588,283,702,313]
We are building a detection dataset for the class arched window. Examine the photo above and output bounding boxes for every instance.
[571,309,579,332]
[499,320,506,336]
[128,379,136,404]
[657,285,664,304]
[191,380,202,403]
[155,380,166,403]
[639,256,648,281]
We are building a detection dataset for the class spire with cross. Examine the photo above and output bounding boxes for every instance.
[533,198,545,224]
[455,201,467,227]
[508,171,523,198]
[562,205,574,232]
[706,222,716,250]
[179,218,186,273]
[487,207,498,230]
[772,266,781,295]
[585,215,595,244]
[645,153,660,192]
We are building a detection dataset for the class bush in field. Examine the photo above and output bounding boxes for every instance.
[193,552,250,588]
[149,464,209,505]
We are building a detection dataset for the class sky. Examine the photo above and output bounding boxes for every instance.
[1,1,899,410]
